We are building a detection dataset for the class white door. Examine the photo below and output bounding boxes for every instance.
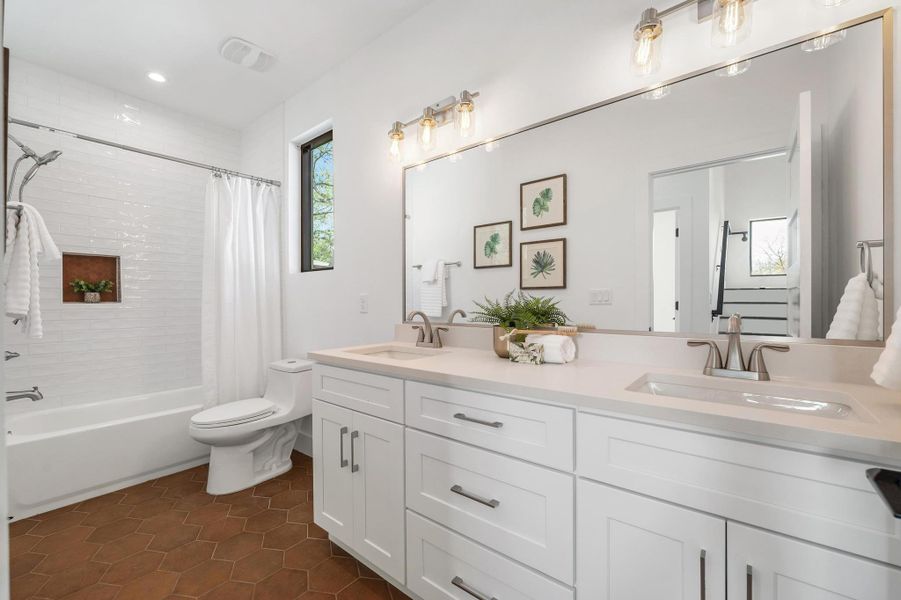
[312,399,355,543]
[578,480,726,600]
[653,209,679,332]
[728,523,901,600]
[352,411,405,583]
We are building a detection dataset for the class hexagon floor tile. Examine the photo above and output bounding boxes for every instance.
[7,452,413,600]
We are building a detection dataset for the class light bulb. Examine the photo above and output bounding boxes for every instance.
[418,107,438,152]
[631,9,663,77]
[454,91,477,138]
[641,85,671,101]
[712,0,753,48]
[387,121,404,163]
[801,29,847,52]
[715,59,751,77]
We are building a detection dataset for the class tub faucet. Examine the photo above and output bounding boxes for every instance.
[6,386,42,402]
[407,311,447,348]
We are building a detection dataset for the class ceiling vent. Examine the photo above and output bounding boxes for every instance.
[219,37,276,72]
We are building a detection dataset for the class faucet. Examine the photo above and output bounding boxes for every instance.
[407,311,448,348]
[448,309,467,324]
[688,314,789,381]
[6,386,43,402]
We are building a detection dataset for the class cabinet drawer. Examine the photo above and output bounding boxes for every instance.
[405,380,574,470]
[406,511,573,600]
[406,429,574,584]
[313,365,404,423]
[578,413,901,566]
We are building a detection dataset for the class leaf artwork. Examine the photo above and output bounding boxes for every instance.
[532,187,553,218]
[530,249,556,279]
[484,232,502,258]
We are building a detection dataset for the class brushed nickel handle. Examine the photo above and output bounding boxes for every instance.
[350,430,359,473]
[451,576,496,600]
[700,549,706,600]
[450,485,500,508]
[453,413,503,428]
[688,340,724,371]
[339,426,349,468]
[746,564,753,600]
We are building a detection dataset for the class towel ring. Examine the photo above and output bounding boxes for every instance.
[859,241,874,285]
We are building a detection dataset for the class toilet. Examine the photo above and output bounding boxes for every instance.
[190,358,314,495]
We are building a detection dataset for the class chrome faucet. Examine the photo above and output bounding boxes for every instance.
[688,314,789,381]
[407,311,448,348]
[6,386,43,402]
[448,309,467,324]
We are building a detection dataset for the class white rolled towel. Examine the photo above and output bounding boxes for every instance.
[872,305,901,390]
[525,334,576,364]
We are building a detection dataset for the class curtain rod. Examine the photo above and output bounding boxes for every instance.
[8,117,282,187]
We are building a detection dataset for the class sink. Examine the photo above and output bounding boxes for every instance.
[628,373,860,420]
[345,344,446,361]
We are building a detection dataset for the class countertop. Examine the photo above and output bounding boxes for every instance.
[309,342,901,467]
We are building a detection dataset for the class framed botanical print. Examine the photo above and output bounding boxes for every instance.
[520,174,567,230]
[521,238,566,289]
[474,221,513,268]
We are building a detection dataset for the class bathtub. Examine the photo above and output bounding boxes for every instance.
[5,386,209,521]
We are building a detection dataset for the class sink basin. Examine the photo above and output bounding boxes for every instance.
[345,344,446,361]
[628,373,860,420]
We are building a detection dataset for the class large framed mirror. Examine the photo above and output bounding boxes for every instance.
[404,11,892,344]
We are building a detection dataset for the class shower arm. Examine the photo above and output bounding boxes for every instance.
[6,153,32,203]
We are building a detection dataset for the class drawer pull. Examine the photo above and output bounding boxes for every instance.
[700,549,706,600]
[451,576,497,600]
[339,427,349,468]
[350,430,360,473]
[450,485,500,508]
[746,564,752,600]
[454,412,503,428]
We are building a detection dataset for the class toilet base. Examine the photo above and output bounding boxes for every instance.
[205,421,300,495]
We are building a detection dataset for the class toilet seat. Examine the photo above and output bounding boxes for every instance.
[191,398,276,429]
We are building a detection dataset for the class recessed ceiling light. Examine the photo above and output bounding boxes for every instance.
[147,72,167,83]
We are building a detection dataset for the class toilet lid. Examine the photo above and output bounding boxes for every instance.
[191,398,276,428]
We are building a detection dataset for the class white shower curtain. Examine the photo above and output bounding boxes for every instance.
[201,174,282,408]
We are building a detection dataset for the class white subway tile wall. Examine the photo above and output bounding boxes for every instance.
[5,58,241,412]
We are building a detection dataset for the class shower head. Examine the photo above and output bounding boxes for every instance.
[18,149,63,201]
[35,150,63,166]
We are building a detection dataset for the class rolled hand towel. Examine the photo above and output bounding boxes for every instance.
[525,334,576,364]
[871,305,901,390]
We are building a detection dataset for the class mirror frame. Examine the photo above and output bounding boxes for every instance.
[402,9,894,346]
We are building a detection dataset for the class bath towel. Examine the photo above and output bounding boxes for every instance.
[525,334,577,364]
[872,305,901,390]
[419,259,446,318]
[826,273,879,341]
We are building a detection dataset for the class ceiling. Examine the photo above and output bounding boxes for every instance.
[4,0,432,128]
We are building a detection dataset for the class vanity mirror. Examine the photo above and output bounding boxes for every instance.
[404,12,892,343]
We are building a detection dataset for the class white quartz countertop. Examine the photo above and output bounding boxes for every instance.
[309,342,901,467]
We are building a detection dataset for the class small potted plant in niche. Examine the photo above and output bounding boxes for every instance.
[69,279,114,303]
[470,290,569,358]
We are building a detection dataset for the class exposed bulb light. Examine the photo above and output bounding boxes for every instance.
[641,85,671,100]
[387,121,405,163]
[418,107,438,152]
[801,29,847,52]
[631,8,663,77]
[484,139,501,153]
[454,90,477,138]
[147,72,167,83]
[711,0,753,48]
[715,59,751,77]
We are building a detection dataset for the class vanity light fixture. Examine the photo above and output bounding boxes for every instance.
[387,90,481,160]
[631,8,664,76]
[711,0,753,48]
[715,59,751,77]
[454,90,477,138]
[418,107,438,152]
[388,121,405,162]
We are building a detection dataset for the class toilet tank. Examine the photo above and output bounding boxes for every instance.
[264,359,314,419]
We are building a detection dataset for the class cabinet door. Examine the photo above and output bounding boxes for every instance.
[728,523,901,600]
[352,411,405,583]
[578,480,725,600]
[312,399,354,543]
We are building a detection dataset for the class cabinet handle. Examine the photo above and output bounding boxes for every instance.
[699,549,706,600]
[350,430,359,473]
[450,485,500,508]
[451,576,497,600]
[746,564,753,600]
[339,427,349,468]
[453,412,503,428]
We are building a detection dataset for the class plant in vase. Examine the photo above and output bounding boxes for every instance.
[69,279,114,303]
[470,290,569,358]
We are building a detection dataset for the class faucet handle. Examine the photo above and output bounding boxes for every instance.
[747,343,790,380]
[411,325,425,343]
[435,327,449,348]
[688,340,724,372]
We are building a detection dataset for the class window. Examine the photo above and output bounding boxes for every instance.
[749,217,787,276]
[301,131,334,271]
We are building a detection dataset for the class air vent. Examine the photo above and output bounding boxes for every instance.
[219,37,276,72]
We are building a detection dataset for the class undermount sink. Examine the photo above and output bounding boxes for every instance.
[345,344,446,361]
[628,373,861,420]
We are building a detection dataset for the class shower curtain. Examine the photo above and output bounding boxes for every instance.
[201,174,282,408]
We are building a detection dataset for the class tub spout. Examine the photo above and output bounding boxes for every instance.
[6,386,42,402]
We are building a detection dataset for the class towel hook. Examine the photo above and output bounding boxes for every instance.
[859,241,873,284]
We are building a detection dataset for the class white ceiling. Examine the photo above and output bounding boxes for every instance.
[4,0,432,129]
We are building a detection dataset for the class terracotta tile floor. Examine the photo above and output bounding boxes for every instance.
[7,452,412,600]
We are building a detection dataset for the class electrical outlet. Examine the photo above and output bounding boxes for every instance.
[589,289,613,306]
[359,293,369,314]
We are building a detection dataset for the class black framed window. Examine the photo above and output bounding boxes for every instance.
[301,131,334,272]
[749,216,787,276]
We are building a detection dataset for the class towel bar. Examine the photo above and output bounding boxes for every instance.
[412,261,462,269]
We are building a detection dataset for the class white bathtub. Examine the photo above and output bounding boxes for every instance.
[5,386,209,520]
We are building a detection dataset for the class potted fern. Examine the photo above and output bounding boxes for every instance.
[69,279,115,303]
[471,290,569,357]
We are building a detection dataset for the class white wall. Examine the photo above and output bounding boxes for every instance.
[5,58,240,413]
[258,0,899,357]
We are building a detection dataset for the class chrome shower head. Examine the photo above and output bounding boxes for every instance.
[35,150,62,166]
[18,149,63,201]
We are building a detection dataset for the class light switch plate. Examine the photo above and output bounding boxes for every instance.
[359,293,369,313]
[589,289,613,306]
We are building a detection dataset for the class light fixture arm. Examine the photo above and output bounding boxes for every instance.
[396,91,481,131]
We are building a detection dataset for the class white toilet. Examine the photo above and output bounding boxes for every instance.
[190,358,314,495]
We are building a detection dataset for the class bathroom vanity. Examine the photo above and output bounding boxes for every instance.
[309,342,901,600]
